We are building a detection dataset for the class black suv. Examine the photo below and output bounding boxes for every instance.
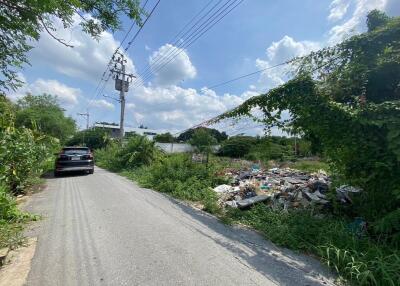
[54,147,94,176]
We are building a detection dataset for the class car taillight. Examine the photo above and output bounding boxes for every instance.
[58,153,66,159]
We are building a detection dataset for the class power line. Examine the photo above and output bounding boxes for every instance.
[207,60,292,89]
[84,0,161,111]
[133,0,245,89]
[139,0,244,88]
[136,0,244,89]
[124,0,162,52]
[133,0,226,88]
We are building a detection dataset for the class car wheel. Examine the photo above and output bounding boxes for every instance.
[89,169,94,174]
[54,171,60,177]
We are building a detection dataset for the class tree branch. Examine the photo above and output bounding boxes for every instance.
[39,17,74,48]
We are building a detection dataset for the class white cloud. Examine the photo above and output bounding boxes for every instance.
[328,0,350,21]
[125,84,247,131]
[149,44,196,86]
[10,78,80,106]
[255,36,320,92]
[29,14,136,83]
[88,99,114,110]
[327,0,387,44]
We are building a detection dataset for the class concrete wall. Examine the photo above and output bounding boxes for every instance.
[155,143,220,154]
[155,143,193,153]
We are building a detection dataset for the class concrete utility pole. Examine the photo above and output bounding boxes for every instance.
[111,52,135,142]
[77,111,90,145]
[77,111,90,130]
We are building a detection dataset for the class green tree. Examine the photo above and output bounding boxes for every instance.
[0,0,144,94]
[154,132,175,143]
[178,127,227,143]
[15,94,76,142]
[218,11,400,242]
[66,127,111,150]
[189,129,217,154]
[367,9,390,31]
[219,136,256,158]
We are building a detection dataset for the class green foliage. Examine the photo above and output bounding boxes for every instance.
[0,95,58,193]
[154,132,175,143]
[287,160,330,173]
[178,127,227,143]
[367,9,390,31]
[189,128,218,153]
[228,205,400,285]
[219,136,256,158]
[15,94,76,142]
[66,127,111,150]
[0,0,143,93]
[219,135,313,162]
[217,12,400,243]
[130,154,222,214]
[0,184,37,249]
[0,126,57,193]
[95,135,161,171]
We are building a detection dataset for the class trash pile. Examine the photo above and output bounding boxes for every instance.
[213,166,361,210]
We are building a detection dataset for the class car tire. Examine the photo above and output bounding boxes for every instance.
[89,169,94,174]
[54,171,60,177]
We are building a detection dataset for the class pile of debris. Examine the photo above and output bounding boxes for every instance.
[213,166,361,210]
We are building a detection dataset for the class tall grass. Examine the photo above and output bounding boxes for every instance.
[227,205,400,285]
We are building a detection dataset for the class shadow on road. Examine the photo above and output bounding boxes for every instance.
[159,193,336,286]
[42,170,90,180]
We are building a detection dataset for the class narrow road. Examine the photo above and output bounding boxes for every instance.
[25,167,335,286]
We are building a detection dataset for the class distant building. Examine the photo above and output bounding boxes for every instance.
[93,123,160,140]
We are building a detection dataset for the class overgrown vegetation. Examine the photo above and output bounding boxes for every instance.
[227,205,400,285]
[0,184,36,249]
[0,94,69,249]
[217,11,400,244]
[66,127,111,150]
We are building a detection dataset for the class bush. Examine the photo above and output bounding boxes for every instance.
[124,154,222,214]
[228,205,400,285]
[0,127,57,193]
[96,135,161,171]
[66,127,111,150]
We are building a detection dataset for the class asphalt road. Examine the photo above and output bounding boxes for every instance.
[25,167,335,286]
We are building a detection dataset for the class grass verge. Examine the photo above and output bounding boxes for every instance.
[0,185,38,250]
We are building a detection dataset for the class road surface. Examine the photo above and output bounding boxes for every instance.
[24,167,335,286]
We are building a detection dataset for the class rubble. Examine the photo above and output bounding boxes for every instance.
[212,166,361,211]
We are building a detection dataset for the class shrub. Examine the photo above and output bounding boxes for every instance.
[127,154,222,214]
[0,127,56,193]
[96,135,161,171]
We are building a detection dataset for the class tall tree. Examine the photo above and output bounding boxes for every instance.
[178,127,227,143]
[0,0,144,94]
[15,93,76,142]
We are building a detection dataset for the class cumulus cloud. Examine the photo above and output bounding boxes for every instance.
[327,0,388,44]
[328,0,350,21]
[29,14,136,83]
[10,77,80,106]
[149,44,196,86]
[255,36,320,91]
[88,99,115,110]
[126,84,247,131]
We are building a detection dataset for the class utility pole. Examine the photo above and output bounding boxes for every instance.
[77,111,90,146]
[111,52,135,143]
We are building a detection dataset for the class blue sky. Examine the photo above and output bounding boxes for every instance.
[11,0,400,134]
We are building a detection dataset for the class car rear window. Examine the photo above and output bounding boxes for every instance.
[62,148,90,155]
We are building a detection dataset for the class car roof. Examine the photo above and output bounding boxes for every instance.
[63,146,89,149]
